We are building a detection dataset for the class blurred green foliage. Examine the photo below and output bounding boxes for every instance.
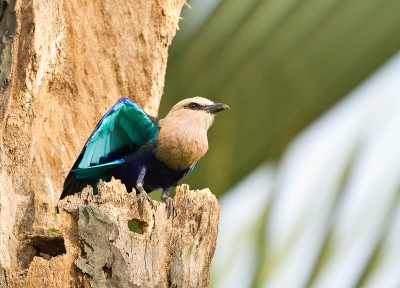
[161,0,400,197]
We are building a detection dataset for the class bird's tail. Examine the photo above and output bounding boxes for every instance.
[56,172,93,213]
[59,171,93,200]
[59,160,124,200]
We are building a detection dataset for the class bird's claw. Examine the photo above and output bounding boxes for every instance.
[133,189,155,214]
[164,197,178,218]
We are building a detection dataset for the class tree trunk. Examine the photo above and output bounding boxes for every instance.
[0,0,220,287]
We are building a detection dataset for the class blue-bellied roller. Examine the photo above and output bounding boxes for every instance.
[58,97,229,217]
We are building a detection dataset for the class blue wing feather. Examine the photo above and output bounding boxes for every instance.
[78,98,159,168]
[188,162,198,175]
[73,159,125,179]
[60,98,159,200]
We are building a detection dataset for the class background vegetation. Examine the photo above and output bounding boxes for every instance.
[161,0,400,196]
[160,0,400,287]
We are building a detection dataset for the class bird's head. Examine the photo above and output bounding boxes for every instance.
[157,97,229,169]
[164,96,229,130]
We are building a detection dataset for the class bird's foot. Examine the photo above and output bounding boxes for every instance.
[133,187,155,214]
[163,197,178,219]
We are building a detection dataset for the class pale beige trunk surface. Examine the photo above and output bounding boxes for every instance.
[0,0,220,286]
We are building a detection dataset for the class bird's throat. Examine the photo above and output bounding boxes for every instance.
[155,119,209,170]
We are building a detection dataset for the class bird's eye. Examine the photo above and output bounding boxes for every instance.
[187,103,201,110]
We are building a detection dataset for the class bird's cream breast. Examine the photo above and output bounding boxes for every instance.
[156,116,209,170]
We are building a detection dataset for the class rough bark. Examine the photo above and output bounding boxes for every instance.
[0,0,221,287]
[8,181,220,287]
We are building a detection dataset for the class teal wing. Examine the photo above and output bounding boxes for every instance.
[60,97,159,199]
[78,97,159,168]
[73,159,125,179]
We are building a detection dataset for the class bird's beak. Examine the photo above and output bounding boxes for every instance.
[205,103,230,114]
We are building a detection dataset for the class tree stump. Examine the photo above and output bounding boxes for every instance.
[9,180,220,287]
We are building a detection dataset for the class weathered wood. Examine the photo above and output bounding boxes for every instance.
[11,180,220,287]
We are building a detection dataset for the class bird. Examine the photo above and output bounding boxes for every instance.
[59,96,229,217]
